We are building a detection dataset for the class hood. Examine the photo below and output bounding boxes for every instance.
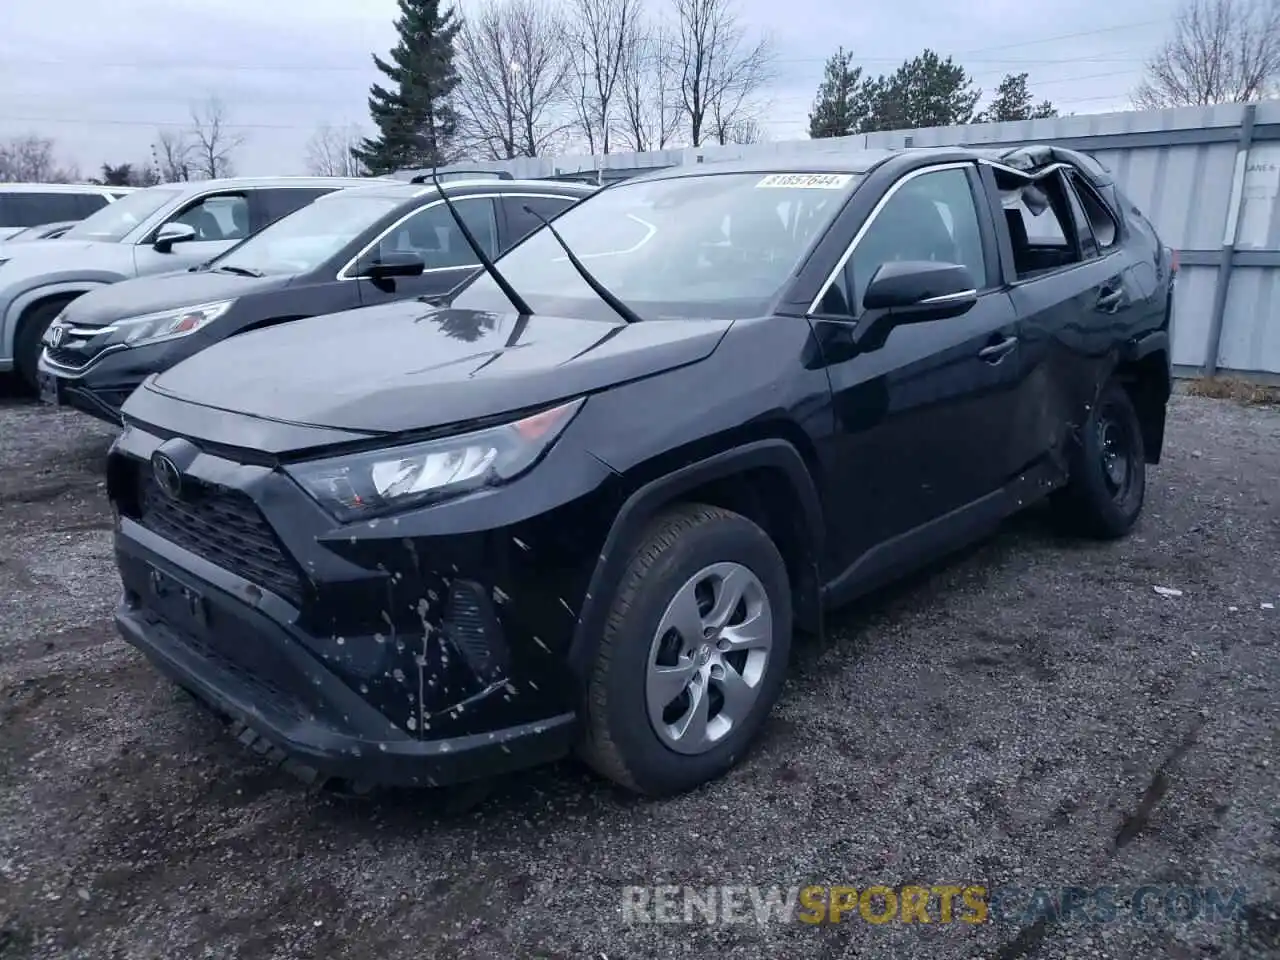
[0,227,22,241]
[139,301,733,435]
[59,269,291,326]
[0,238,134,281]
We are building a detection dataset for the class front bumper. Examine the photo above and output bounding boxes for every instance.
[37,334,208,424]
[107,422,613,788]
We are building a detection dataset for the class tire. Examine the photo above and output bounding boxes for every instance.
[578,502,792,797]
[1051,379,1146,539]
[14,299,72,392]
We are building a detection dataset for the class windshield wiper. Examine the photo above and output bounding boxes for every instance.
[427,166,532,317]
[522,205,641,325]
[213,264,265,278]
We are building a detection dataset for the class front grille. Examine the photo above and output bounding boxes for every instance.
[46,330,110,369]
[137,472,305,606]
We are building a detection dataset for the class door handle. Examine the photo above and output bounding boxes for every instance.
[1096,281,1126,312]
[977,335,1017,362]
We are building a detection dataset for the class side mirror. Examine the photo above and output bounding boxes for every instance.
[153,222,197,253]
[357,251,426,281]
[862,260,978,320]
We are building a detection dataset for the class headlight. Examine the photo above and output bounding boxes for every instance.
[108,299,236,347]
[285,397,585,521]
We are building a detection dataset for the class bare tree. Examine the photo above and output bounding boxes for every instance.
[669,0,774,147]
[723,117,766,144]
[1134,0,1280,108]
[454,0,573,159]
[617,25,683,151]
[305,123,368,176]
[567,0,643,153]
[0,135,79,182]
[189,96,246,179]
[154,128,195,182]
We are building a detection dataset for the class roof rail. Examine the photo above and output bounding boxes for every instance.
[406,169,514,184]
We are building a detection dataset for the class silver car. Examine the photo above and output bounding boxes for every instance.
[0,175,378,388]
[0,183,134,241]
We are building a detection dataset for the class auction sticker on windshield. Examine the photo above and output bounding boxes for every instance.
[755,173,853,189]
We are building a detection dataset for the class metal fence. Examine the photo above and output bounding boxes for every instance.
[427,102,1280,380]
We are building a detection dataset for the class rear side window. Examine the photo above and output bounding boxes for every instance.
[77,193,110,218]
[0,192,95,227]
[503,194,578,245]
[1066,173,1120,250]
[258,187,338,226]
[997,171,1086,280]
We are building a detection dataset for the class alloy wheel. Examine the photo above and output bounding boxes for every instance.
[644,561,774,756]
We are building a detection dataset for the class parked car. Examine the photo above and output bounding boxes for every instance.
[37,178,596,422]
[4,220,80,242]
[0,183,134,241]
[105,146,1174,798]
[0,176,377,389]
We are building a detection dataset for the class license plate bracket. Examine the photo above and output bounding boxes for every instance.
[148,565,210,632]
[36,371,61,407]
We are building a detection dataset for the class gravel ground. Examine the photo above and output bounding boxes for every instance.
[0,387,1277,960]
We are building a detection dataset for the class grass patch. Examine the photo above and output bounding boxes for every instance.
[1184,376,1280,406]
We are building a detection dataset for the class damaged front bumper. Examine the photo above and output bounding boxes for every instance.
[107,423,599,789]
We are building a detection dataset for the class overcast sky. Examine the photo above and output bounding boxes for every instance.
[1,0,1185,177]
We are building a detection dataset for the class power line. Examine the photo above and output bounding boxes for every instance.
[0,18,1168,74]
[0,88,1142,134]
[0,52,1155,70]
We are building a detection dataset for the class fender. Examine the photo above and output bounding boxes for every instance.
[566,438,825,682]
[1,281,109,362]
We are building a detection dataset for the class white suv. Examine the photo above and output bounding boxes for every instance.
[0,183,135,240]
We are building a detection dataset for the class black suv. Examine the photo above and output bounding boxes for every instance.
[38,179,595,422]
[105,146,1175,798]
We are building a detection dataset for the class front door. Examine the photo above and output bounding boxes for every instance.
[810,163,1023,579]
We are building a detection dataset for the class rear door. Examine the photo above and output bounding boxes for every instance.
[984,165,1135,476]
[133,190,252,275]
[809,161,1022,576]
[352,195,499,305]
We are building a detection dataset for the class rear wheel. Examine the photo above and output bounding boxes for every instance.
[1051,379,1146,539]
[578,503,792,797]
[14,299,72,392]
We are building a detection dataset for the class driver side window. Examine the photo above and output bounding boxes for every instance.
[167,193,250,242]
[378,197,497,269]
[820,167,986,317]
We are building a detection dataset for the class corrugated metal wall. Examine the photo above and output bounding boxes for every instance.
[428,102,1280,379]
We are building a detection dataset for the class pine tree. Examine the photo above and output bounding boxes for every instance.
[861,49,982,132]
[808,48,867,139]
[352,0,463,174]
[977,72,1058,122]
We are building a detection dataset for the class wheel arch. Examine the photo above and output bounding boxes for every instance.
[4,282,108,359]
[1114,329,1171,465]
[566,438,825,684]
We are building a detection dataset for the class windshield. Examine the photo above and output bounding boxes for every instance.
[212,194,405,276]
[451,171,858,320]
[62,187,181,242]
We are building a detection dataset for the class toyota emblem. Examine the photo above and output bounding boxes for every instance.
[151,452,183,499]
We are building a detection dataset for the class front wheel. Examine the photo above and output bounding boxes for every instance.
[1051,379,1147,539]
[14,299,70,392]
[578,503,792,797]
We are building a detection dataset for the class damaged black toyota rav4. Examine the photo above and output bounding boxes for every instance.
[107,146,1175,797]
